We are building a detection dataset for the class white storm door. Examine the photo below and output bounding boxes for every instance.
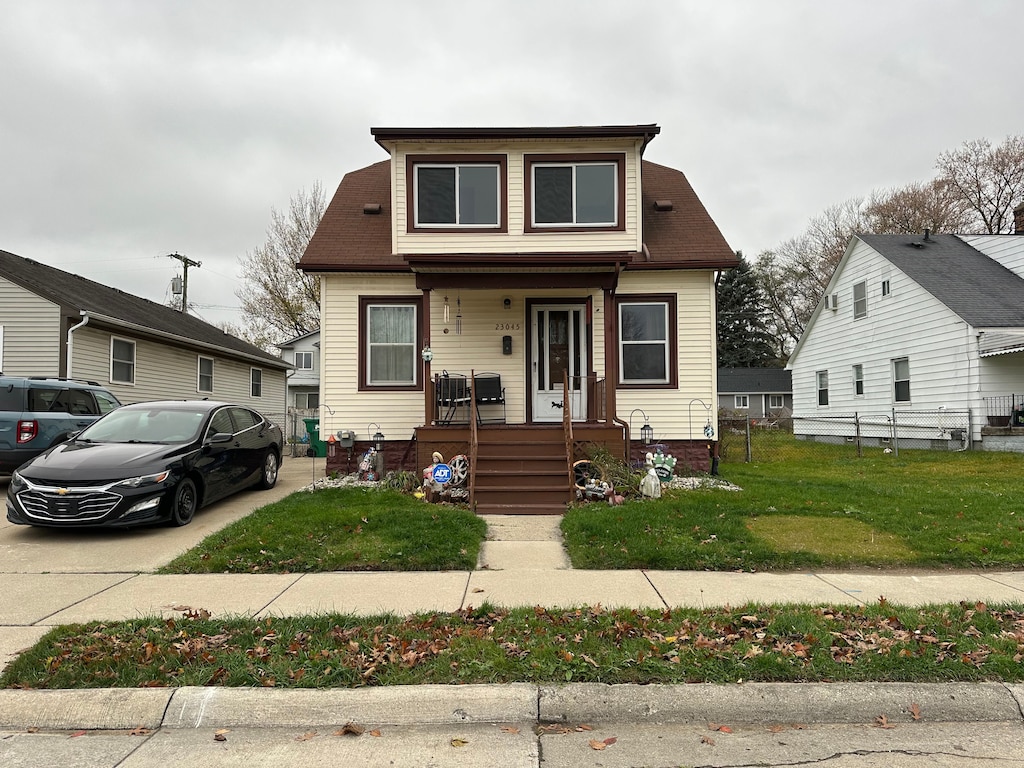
[531,304,587,422]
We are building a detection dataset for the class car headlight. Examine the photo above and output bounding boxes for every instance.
[116,470,171,489]
[9,471,27,493]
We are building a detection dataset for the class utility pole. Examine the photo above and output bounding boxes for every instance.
[166,252,202,314]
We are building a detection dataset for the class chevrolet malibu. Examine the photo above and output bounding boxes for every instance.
[6,400,283,528]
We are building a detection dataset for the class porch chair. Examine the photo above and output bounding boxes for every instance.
[435,372,471,425]
[473,372,506,424]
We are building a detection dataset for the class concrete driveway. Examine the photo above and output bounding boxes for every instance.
[0,456,322,574]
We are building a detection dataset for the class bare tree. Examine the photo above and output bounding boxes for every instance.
[864,179,973,234]
[936,135,1024,234]
[234,182,325,351]
[753,198,868,356]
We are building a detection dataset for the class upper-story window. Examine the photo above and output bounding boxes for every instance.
[294,351,313,370]
[853,281,867,319]
[407,155,506,232]
[525,153,625,232]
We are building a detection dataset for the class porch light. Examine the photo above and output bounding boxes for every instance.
[629,409,654,445]
[368,423,385,451]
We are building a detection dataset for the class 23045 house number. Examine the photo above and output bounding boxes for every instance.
[495,323,521,331]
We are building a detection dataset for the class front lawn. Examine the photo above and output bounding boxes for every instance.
[160,487,486,573]
[563,444,1024,570]
[5,602,1024,689]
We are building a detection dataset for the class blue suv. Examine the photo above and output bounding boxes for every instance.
[0,376,121,475]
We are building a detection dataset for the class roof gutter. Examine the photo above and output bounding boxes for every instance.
[78,311,291,370]
[66,312,91,379]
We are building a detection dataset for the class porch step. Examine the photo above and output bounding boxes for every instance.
[472,426,571,515]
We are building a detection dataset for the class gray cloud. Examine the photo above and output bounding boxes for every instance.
[2,0,1020,329]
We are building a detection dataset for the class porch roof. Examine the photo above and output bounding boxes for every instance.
[979,329,1024,357]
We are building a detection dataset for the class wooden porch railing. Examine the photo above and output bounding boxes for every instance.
[469,369,479,508]
[562,373,575,504]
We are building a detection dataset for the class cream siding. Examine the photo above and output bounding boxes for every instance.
[790,239,978,434]
[616,271,719,443]
[320,274,424,442]
[390,138,643,256]
[0,277,62,375]
[69,326,285,413]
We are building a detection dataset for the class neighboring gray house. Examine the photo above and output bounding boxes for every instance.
[278,329,320,410]
[787,230,1024,448]
[0,250,290,412]
[717,367,792,419]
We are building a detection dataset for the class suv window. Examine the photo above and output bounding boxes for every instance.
[27,388,63,412]
[95,391,119,414]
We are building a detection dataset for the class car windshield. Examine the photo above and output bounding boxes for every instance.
[77,407,207,444]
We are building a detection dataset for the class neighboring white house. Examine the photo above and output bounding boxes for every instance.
[717,367,792,419]
[787,231,1024,449]
[278,329,320,410]
[0,249,290,413]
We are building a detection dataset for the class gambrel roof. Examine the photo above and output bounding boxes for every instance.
[0,249,287,368]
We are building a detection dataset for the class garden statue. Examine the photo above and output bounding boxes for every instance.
[640,452,662,498]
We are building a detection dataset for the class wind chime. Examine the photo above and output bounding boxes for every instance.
[455,295,462,335]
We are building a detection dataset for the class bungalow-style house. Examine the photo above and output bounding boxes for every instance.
[278,329,320,411]
[717,367,792,420]
[787,226,1024,451]
[0,250,289,412]
[298,125,736,512]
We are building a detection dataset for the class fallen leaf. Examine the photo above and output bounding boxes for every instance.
[451,738,469,747]
[874,714,895,729]
[603,737,617,745]
[213,729,229,742]
[69,730,87,738]
[588,739,607,750]
[128,726,152,736]
[472,588,485,593]
[708,722,733,733]
[335,722,365,736]
[500,726,520,734]
[576,723,593,731]
[701,735,716,745]
[296,731,318,741]
[909,702,922,721]
[369,729,382,737]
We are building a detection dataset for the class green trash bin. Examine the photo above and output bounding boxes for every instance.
[302,417,326,458]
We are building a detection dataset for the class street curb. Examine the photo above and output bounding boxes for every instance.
[1,683,1023,731]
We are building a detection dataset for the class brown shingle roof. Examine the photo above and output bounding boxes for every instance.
[299,158,735,272]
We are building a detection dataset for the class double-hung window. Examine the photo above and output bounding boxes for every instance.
[769,394,784,410]
[853,281,867,319]
[360,297,422,390]
[294,351,313,371]
[816,370,829,406]
[852,363,864,396]
[617,296,676,387]
[525,153,624,231]
[734,395,749,409]
[250,368,262,398]
[893,358,911,403]
[110,337,136,385]
[197,356,214,393]
[408,155,505,231]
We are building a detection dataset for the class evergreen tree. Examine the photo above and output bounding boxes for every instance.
[716,252,781,367]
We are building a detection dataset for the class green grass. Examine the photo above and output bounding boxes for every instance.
[563,442,1024,570]
[159,487,487,573]
[5,602,1024,689]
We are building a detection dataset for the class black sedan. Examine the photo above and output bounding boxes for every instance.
[6,400,283,528]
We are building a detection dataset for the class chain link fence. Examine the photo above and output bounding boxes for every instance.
[719,410,972,463]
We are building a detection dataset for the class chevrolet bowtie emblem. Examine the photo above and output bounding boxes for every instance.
[57,488,69,496]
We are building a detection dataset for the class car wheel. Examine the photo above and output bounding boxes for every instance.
[171,478,198,527]
[258,450,279,490]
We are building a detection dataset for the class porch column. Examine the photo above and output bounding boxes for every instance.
[422,288,431,424]
[603,287,616,423]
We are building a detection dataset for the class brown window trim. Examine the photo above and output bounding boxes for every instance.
[405,154,508,234]
[524,152,626,234]
[358,295,425,392]
[615,293,678,389]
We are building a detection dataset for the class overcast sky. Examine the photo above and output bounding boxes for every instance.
[2,0,1021,330]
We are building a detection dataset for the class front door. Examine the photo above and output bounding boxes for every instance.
[531,303,587,422]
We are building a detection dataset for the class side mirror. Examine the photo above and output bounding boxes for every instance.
[208,432,234,444]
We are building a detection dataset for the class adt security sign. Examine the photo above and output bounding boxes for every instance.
[432,463,453,485]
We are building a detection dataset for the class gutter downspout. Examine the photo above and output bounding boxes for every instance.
[66,311,90,380]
